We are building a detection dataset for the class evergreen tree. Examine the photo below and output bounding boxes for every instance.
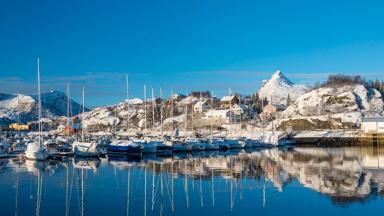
[253,93,261,110]
[286,94,293,107]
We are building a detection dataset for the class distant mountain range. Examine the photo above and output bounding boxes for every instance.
[0,90,86,125]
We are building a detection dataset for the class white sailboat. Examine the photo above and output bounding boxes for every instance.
[72,86,100,157]
[139,85,158,154]
[25,58,48,161]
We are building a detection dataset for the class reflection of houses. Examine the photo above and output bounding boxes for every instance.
[220,95,240,109]
[361,117,384,133]
[193,100,211,113]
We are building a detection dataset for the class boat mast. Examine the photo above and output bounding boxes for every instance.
[229,88,232,125]
[210,91,214,137]
[67,82,71,124]
[151,87,155,130]
[126,74,130,131]
[184,105,187,136]
[160,87,163,136]
[37,58,42,147]
[171,89,174,131]
[144,85,147,133]
[81,86,85,142]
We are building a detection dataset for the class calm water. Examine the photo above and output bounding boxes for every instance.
[1,147,384,216]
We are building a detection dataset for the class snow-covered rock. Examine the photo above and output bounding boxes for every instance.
[126,98,143,105]
[276,84,384,130]
[258,70,308,105]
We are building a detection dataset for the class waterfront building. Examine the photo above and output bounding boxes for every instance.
[361,117,384,133]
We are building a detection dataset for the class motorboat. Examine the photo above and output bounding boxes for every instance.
[107,140,142,156]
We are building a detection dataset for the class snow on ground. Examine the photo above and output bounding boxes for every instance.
[163,114,186,124]
[126,98,143,105]
[278,84,383,129]
[294,130,359,138]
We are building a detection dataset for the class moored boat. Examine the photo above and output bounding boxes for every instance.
[107,140,142,156]
[25,141,48,161]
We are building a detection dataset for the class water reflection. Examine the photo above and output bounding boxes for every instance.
[1,147,384,215]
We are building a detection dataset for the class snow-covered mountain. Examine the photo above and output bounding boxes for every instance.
[258,70,309,105]
[275,84,384,130]
[0,90,84,125]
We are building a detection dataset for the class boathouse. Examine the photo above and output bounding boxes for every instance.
[361,117,384,133]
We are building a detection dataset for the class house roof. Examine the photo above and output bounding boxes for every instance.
[362,117,384,122]
[221,95,235,102]
[206,109,231,115]
[194,100,209,107]
[232,104,248,110]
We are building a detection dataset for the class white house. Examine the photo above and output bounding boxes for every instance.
[231,104,247,115]
[203,109,240,123]
[57,124,65,133]
[361,117,384,133]
[220,95,240,109]
[193,100,211,113]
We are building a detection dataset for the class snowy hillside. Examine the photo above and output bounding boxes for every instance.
[275,84,384,130]
[258,70,308,105]
[0,90,84,125]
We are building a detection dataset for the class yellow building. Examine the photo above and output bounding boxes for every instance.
[9,123,30,131]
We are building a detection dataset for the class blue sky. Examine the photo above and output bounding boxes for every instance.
[1,0,384,106]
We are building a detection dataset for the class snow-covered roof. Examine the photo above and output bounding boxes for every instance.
[179,96,198,105]
[206,109,231,116]
[232,104,248,110]
[361,117,384,122]
[194,100,209,107]
[221,95,235,102]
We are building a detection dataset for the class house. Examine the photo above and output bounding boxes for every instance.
[220,95,240,109]
[64,125,75,135]
[361,117,384,133]
[57,124,65,132]
[259,104,278,121]
[203,109,241,124]
[193,100,211,113]
[9,123,30,131]
[231,104,248,115]
[263,104,278,114]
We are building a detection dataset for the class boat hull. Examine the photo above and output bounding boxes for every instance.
[73,142,100,157]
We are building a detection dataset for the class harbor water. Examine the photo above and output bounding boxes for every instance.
[1,147,384,216]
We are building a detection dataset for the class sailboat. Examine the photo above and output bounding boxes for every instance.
[106,76,144,156]
[72,86,100,157]
[140,85,160,154]
[25,58,48,161]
